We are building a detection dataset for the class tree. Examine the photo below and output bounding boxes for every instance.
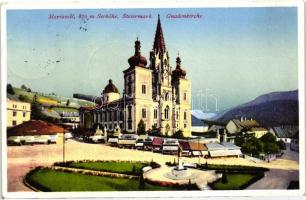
[221,171,228,184]
[260,132,277,143]
[172,130,184,139]
[33,94,38,104]
[241,136,264,157]
[277,140,287,150]
[234,133,245,147]
[21,84,28,91]
[264,142,280,154]
[18,95,26,101]
[66,99,70,106]
[138,172,145,190]
[31,103,44,120]
[26,88,31,92]
[137,119,146,135]
[148,124,161,136]
[7,84,15,95]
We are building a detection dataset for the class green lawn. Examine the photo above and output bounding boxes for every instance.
[67,161,147,175]
[211,173,258,190]
[27,168,176,191]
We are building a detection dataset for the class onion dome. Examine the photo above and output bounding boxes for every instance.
[172,56,187,81]
[128,38,147,68]
[103,79,119,94]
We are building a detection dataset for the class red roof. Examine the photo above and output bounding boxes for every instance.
[188,141,207,151]
[7,120,68,136]
[152,137,164,146]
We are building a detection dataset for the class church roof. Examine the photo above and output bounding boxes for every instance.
[153,15,166,53]
[103,79,119,94]
[126,38,148,71]
[172,56,187,82]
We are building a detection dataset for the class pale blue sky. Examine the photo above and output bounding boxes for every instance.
[7,7,298,112]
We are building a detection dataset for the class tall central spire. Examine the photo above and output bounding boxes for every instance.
[153,15,166,53]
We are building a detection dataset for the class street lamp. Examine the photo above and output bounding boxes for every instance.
[63,129,65,163]
[198,136,200,166]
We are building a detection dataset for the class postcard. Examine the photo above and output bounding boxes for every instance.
[1,0,305,198]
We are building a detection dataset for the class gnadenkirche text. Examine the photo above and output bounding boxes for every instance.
[48,13,203,20]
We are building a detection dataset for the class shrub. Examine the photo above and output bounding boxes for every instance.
[204,161,208,169]
[165,161,176,167]
[132,165,136,174]
[172,130,184,139]
[188,179,192,190]
[139,172,145,190]
[137,120,146,135]
[221,172,228,184]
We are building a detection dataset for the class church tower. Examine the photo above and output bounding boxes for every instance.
[123,38,153,133]
[150,15,173,136]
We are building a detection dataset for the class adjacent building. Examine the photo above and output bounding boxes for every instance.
[7,120,68,145]
[80,16,192,137]
[7,94,31,127]
[226,118,268,138]
[269,126,299,143]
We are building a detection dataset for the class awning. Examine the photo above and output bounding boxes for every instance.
[192,151,201,156]
[108,138,118,143]
[209,150,228,157]
[226,149,242,156]
[118,140,136,145]
[163,146,179,151]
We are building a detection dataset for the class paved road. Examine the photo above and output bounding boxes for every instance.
[247,145,299,190]
[6,139,299,192]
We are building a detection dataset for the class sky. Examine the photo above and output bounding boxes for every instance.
[6,7,298,112]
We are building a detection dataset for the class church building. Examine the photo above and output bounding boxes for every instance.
[79,16,191,137]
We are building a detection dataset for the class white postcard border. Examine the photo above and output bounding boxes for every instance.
[1,0,305,198]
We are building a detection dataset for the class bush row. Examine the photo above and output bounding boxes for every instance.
[198,163,269,173]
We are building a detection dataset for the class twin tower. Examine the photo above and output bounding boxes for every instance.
[83,15,191,137]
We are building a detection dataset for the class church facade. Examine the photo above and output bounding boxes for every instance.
[80,16,191,137]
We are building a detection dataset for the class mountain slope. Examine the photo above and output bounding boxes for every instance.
[214,90,298,127]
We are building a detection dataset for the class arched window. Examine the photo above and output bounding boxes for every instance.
[164,106,169,120]
[165,93,169,101]
[184,110,187,120]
